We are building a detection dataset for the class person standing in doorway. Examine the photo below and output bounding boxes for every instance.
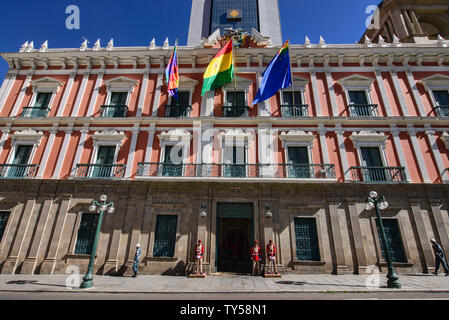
[430,239,449,276]
[132,244,141,278]
[266,239,277,274]
[250,241,261,276]
[194,240,205,275]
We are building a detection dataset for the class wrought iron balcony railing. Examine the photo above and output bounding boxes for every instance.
[74,164,126,179]
[280,104,309,117]
[137,163,336,179]
[100,105,128,118]
[0,164,39,179]
[164,105,192,118]
[434,106,449,117]
[348,166,407,183]
[222,106,249,117]
[348,104,379,117]
[21,107,50,118]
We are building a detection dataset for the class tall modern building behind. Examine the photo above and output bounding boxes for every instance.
[187,0,282,46]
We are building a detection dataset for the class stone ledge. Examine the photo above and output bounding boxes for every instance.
[293,259,326,266]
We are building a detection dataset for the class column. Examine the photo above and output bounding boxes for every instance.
[374,71,393,116]
[409,200,435,273]
[200,90,215,117]
[346,200,368,274]
[405,71,426,116]
[136,71,149,117]
[56,71,76,117]
[335,126,350,181]
[151,73,164,117]
[425,127,448,182]
[52,125,74,179]
[70,126,90,176]
[310,71,322,116]
[0,73,16,107]
[318,124,330,164]
[257,73,271,117]
[2,198,36,274]
[390,125,411,181]
[9,71,34,117]
[40,197,71,274]
[408,125,431,183]
[429,200,449,258]
[328,200,350,274]
[325,72,338,117]
[124,124,140,178]
[143,124,156,163]
[36,126,58,178]
[21,198,54,274]
[390,72,409,116]
[0,129,10,149]
[86,71,104,116]
[71,70,90,117]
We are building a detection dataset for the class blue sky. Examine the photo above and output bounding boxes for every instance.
[0,0,377,80]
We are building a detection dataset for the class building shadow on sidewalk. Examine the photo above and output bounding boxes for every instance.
[276,280,368,288]
[6,280,68,288]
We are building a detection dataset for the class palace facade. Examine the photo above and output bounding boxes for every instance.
[0,0,447,276]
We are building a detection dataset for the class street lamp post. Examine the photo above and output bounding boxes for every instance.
[365,191,401,289]
[80,194,115,289]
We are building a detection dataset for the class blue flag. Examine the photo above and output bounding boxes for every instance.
[252,41,292,105]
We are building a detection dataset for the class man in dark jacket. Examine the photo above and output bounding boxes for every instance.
[132,244,142,278]
[430,239,449,276]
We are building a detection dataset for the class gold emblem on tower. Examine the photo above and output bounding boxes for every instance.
[230,9,239,18]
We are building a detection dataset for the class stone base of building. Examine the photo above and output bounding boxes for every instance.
[188,273,207,278]
[264,273,282,278]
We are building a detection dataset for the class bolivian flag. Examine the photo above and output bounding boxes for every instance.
[201,39,234,96]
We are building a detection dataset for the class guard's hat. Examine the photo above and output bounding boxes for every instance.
[136,244,141,248]
[255,240,259,244]
[198,239,202,243]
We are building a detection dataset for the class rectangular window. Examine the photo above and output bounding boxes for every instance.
[34,92,52,108]
[92,146,116,178]
[153,215,177,257]
[361,147,386,182]
[226,91,246,107]
[376,219,406,263]
[74,213,99,255]
[282,91,302,105]
[433,90,449,106]
[7,145,33,178]
[0,212,10,242]
[294,218,320,261]
[162,145,183,177]
[224,146,246,177]
[349,90,369,105]
[210,0,259,34]
[170,92,190,106]
[287,147,310,178]
[110,92,128,106]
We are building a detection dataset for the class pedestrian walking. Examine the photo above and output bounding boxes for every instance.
[194,239,205,275]
[250,241,261,276]
[132,244,141,278]
[430,239,449,276]
[266,239,277,274]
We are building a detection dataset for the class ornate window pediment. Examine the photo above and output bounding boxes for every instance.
[283,75,309,91]
[178,75,199,91]
[222,76,252,91]
[350,130,388,147]
[158,129,192,142]
[10,129,44,144]
[104,76,140,92]
[279,130,314,148]
[93,130,126,146]
[337,74,375,90]
[218,129,254,146]
[30,77,64,93]
[420,74,449,90]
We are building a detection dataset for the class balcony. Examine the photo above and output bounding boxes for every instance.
[74,164,126,179]
[164,105,192,118]
[348,104,379,117]
[222,106,249,117]
[280,104,309,117]
[21,107,50,118]
[0,164,39,179]
[100,105,128,118]
[434,106,449,117]
[348,166,407,183]
[137,163,335,180]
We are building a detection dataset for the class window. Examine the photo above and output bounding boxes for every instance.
[167,91,191,118]
[287,147,311,178]
[224,146,246,177]
[210,0,259,34]
[294,218,320,261]
[282,91,303,105]
[162,145,183,177]
[281,91,307,117]
[8,145,33,178]
[93,146,116,178]
[0,212,10,242]
[74,213,99,255]
[433,90,449,116]
[102,92,128,117]
[376,219,406,263]
[361,147,386,182]
[348,91,369,105]
[153,215,177,257]
[34,92,52,108]
[226,91,245,107]
[110,92,128,106]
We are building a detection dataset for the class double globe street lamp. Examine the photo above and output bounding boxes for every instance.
[80,194,115,289]
[365,191,401,289]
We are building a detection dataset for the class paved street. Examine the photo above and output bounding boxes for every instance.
[0,273,447,298]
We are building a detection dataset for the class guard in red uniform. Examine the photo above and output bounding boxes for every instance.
[250,241,261,276]
[194,240,205,275]
[266,239,277,274]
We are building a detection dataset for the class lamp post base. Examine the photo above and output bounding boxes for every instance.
[80,273,94,289]
[386,269,402,289]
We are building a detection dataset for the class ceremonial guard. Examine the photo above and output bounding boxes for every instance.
[431,239,449,276]
[250,241,261,276]
[266,239,277,274]
[132,244,141,278]
[194,240,205,275]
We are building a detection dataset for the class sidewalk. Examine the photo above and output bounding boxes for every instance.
[0,273,448,294]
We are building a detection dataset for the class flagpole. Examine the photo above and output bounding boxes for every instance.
[232,36,237,108]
